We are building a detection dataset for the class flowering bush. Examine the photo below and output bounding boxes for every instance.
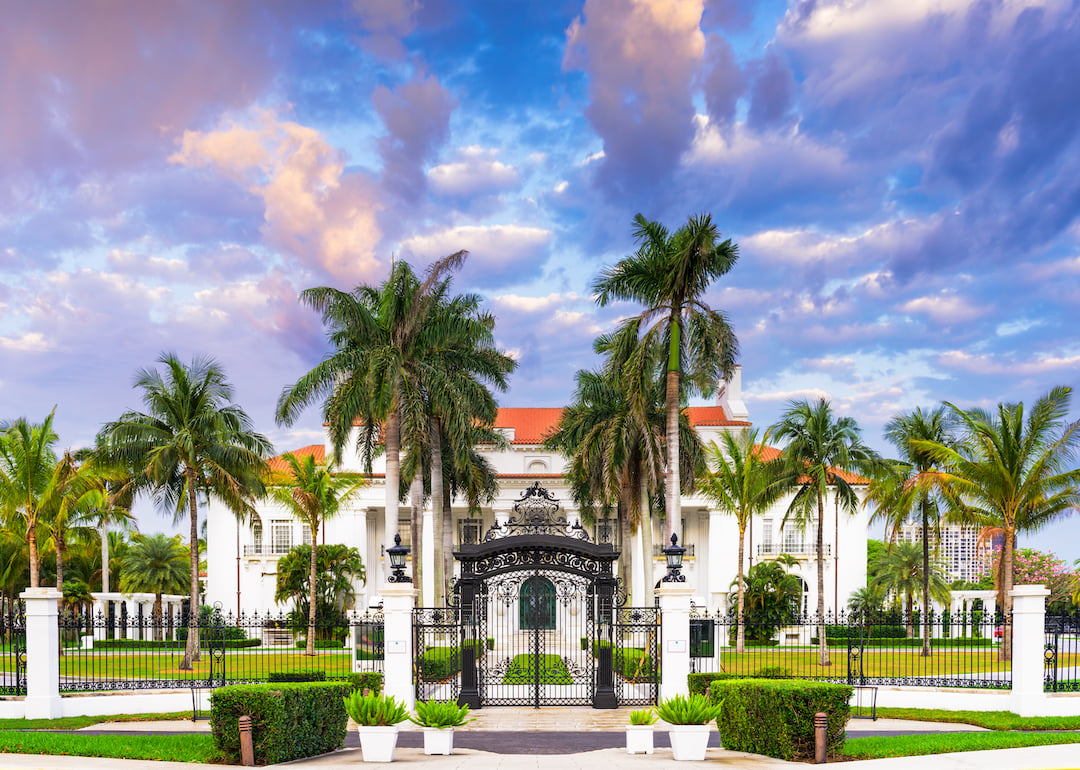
[978,547,1080,608]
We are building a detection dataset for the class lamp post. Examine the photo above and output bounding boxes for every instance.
[661,533,687,583]
[386,533,412,583]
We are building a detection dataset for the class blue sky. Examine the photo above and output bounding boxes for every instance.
[2,0,1078,563]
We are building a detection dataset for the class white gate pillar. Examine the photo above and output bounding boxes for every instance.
[21,587,63,718]
[1009,584,1049,717]
[381,584,418,710]
[657,583,694,701]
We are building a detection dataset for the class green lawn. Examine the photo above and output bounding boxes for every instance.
[842,731,1080,759]
[502,654,573,685]
[873,707,1080,731]
[0,731,218,763]
[0,712,192,731]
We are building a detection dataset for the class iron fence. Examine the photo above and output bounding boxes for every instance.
[688,607,1012,689]
[609,606,659,705]
[0,605,26,695]
[1044,611,1080,693]
[55,607,383,692]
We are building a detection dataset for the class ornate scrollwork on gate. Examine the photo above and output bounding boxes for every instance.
[482,482,591,542]
[470,547,608,579]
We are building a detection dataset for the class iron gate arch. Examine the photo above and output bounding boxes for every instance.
[412,482,658,709]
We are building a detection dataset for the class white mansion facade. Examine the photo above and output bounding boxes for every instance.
[204,369,869,616]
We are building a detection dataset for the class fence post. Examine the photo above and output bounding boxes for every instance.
[381,584,417,711]
[20,587,63,718]
[657,583,694,701]
[1009,583,1049,717]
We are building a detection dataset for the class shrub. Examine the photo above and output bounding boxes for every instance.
[713,679,852,761]
[410,699,473,728]
[656,693,723,725]
[94,638,260,650]
[418,645,461,679]
[824,625,905,640]
[687,667,790,696]
[268,670,326,683]
[294,639,346,650]
[210,681,349,765]
[629,708,659,725]
[345,672,383,694]
[343,691,409,726]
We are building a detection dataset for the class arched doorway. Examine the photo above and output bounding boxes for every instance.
[519,575,556,630]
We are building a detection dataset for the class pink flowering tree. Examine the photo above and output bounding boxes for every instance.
[979,547,1080,610]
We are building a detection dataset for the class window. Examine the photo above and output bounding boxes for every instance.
[302,525,313,546]
[762,519,773,552]
[271,520,293,554]
[458,518,482,546]
[252,520,263,553]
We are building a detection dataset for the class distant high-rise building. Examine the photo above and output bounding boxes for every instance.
[896,523,990,583]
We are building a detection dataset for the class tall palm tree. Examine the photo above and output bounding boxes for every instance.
[0,412,60,588]
[866,407,954,656]
[276,253,469,584]
[698,429,791,653]
[869,540,951,638]
[86,436,139,594]
[593,213,739,545]
[268,451,366,655]
[41,451,109,594]
[914,386,1080,661]
[274,543,367,629]
[99,353,271,669]
[770,398,877,666]
[119,534,190,641]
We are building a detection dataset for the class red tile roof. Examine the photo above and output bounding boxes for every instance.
[755,445,869,485]
[492,406,749,444]
[266,444,325,475]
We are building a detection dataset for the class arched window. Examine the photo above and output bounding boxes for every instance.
[519,576,556,630]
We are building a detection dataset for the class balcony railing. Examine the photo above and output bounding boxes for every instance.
[243,544,293,557]
[756,543,831,558]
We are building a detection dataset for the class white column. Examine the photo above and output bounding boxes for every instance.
[124,598,138,640]
[657,583,694,701]
[92,597,107,642]
[355,508,369,605]
[1009,584,1049,717]
[631,527,645,606]
[422,498,435,606]
[21,587,63,719]
[381,584,418,710]
[708,510,725,609]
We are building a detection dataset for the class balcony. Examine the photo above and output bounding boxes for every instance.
[243,544,293,557]
[756,542,831,558]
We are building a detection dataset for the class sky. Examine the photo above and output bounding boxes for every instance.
[2,0,1079,564]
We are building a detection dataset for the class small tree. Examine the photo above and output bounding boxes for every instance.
[120,534,190,641]
[730,558,801,645]
[274,543,366,643]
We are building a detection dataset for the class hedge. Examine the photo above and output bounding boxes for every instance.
[268,670,327,683]
[93,638,262,650]
[810,637,994,648]
[177,625,247,642]
[345,672,383,694]
[822,625,905,639]
[294,639,347,650]
[688,666,791,696]
[591,640,654,681]
[210,681,349,765]
[712,679,852,761]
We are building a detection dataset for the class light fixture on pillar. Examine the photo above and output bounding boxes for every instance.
[661,533,687,583]
[386,533,411,583]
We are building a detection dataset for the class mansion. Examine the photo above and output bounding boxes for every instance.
[204,369,870,616]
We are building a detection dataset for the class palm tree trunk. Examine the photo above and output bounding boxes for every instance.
[665,366,680,545]
[307,522,318,656]
[430,423,444,605]
[921,502,932,657]
[384,406,400,585]
[816,493,830,666]
[101,517,110,593]
[736,520,747,654]
[154,593,163,642]
[640,479,654,606]
[28,514,39,589]
[55,531,64,591]
[442,483,453,603]
[410,472,423,604]
[1000,528,1015,662]
[180,469,201,670]
[619,474,633,600]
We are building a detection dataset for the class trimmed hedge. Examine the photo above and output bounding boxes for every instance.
[823,625,905,639]
[294,639,346,650]
[712,679,852,761]
[346,672,383,694]
[268,670,327,683]
[93,638,261,650]
[177,625,247,642]
[810,637,994,648]
[590,640,655,681]
[688,666,791,696]
[210,681,349,765]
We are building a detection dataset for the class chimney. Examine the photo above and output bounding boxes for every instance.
[718,365,749,421]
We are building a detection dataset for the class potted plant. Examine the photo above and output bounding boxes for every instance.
[410,699,474,755]
[626,708,659,754]
[655,693,723,761]
[343,691,410,762]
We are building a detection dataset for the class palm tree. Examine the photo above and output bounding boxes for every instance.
[274,543,367,638]
[869,540,951,638]
[268,452,366,655]
[41,451,110,595]
[914,386,1080,661]
[276,253,469,584]
[0,412,60,588]
[770,398,877,666]
[732,557,802,644]
[99,353,271,669]
[698,429,791,652]
[866,407,954,656]
[593,213,739,545]
[119,534,189,640]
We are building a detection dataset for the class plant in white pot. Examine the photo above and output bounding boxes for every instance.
[409,699,474,755]
[655,693,723,761]
[626,708,659,754]
[343,691,410,762]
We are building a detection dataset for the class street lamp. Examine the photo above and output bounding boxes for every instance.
[661,533,687,583]
[386,533,411,583]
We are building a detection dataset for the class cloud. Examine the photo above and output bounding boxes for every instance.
[898,291,988,324]
[937,350,1080,376]
[563,0,706,198]
[105,251,192,282]
[493,292,582,314]
[400,224,552,287]
[351,0,419,60]
[427,147,520,197]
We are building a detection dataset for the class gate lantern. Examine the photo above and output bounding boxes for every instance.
[662,533,687,583]
[387,533,411,583]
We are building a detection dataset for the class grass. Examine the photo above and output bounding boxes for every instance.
[502,654,573,685]
[0,711,192,731]
[0,731,218,763]
[874,707,1080,731]
[842,731,1080,759]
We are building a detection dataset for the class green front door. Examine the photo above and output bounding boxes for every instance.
[519,575,556,630]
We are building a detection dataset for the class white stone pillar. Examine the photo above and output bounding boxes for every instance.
[657,583,694,701]
[356,508,369,605]
[631,527,645,606]
[124,598,138,641]
[422,498,435,606]
[21,587,63,718]
[708,510,724,608]
[381,584,418,710]
[1009,584,1049,717]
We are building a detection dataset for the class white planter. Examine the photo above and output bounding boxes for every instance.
[422,726,455,755]
[668,724,711,761]
[625,724,654,754]
[358,725,400,762]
